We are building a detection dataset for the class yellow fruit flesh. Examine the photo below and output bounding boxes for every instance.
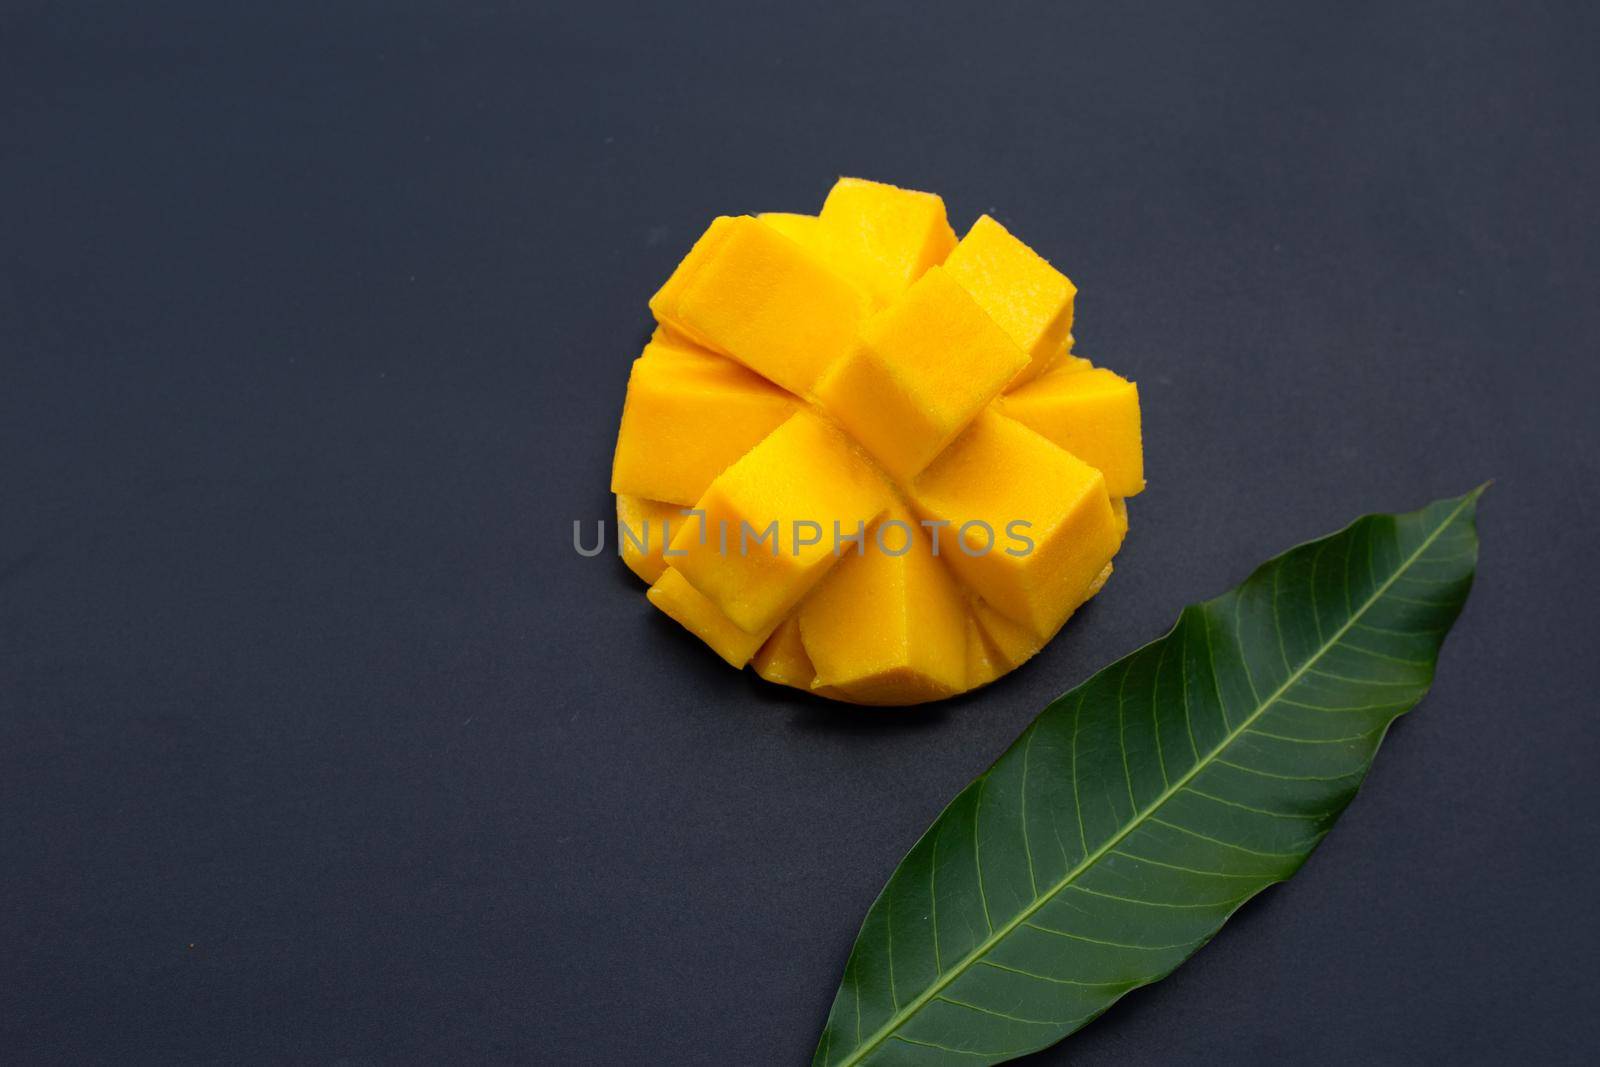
[971,595,1045,672]
[1043,333,1093,376]
[751,615,817,689]
[646,568,776,668]
[963,613,1005,690]
[815,267,1029,482]
[943,214,1077,386]
[910,409,1123,639]
[798,512,968,704]
[616,494,684,584]
[619,179,1144,705]
[650,215,869,396]
[667,409,891,635]
[610,344,797,506]
[999,366,1146,498]
[756,213,882,301]
[818,177,957,305]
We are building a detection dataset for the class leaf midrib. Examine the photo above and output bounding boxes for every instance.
[834,497,1472,1066]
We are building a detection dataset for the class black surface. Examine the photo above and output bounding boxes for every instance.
[4,2,1598,1063]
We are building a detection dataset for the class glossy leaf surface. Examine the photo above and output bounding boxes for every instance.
[814,490,1483,1066]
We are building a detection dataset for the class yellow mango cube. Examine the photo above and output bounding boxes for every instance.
[647,217,739,354]
[1042,333,1092,376]
[943,214,1076,385]
[644,325,729,365]
[818,177,958,305]
[755,212,829,251]
[815,267,1028,482]
[1055,352,1094,374]
[610,345,797,506]
[798,512,968,704]
[910,410,1122,637]
[971,595,1046,670]
[751,615,817,690]
[668,410,891,634]
[615,180,1144,705]
[992,364,1145,499]
[756,213,880,299]
[964,613,1004,690]
[999,366,1145,497]
[647,568,775,668]
[649,215,870,396]
[616,494,687,584]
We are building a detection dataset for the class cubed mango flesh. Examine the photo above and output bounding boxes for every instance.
[971,596,1045,671]
[798,512,968,704]
[668,409,891,635]
[815,267,1028,482]
[943,214,1076,386]
[647,567,775,668]
[756,213,881,300]
[964,613,1005,691]
[755,212,831,254]
[999,366,1145,498]
[818,177,957,305]
[1055,352,1094,374]
[910,409,1123,638]
[618,179,1145,704]
[616,494,685,584]
[1043,333,1092,376]
[650,215,869,396]
[751,615,817,690]
[611,344,797,505]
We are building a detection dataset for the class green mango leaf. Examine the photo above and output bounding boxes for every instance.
[814,489,1483,1066]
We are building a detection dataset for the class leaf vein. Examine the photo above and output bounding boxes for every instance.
[829,495,1475,1066]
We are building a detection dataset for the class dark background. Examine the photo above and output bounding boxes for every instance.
[4,1,1597,1063]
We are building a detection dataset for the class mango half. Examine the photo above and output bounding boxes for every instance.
[612,178,1144,705]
